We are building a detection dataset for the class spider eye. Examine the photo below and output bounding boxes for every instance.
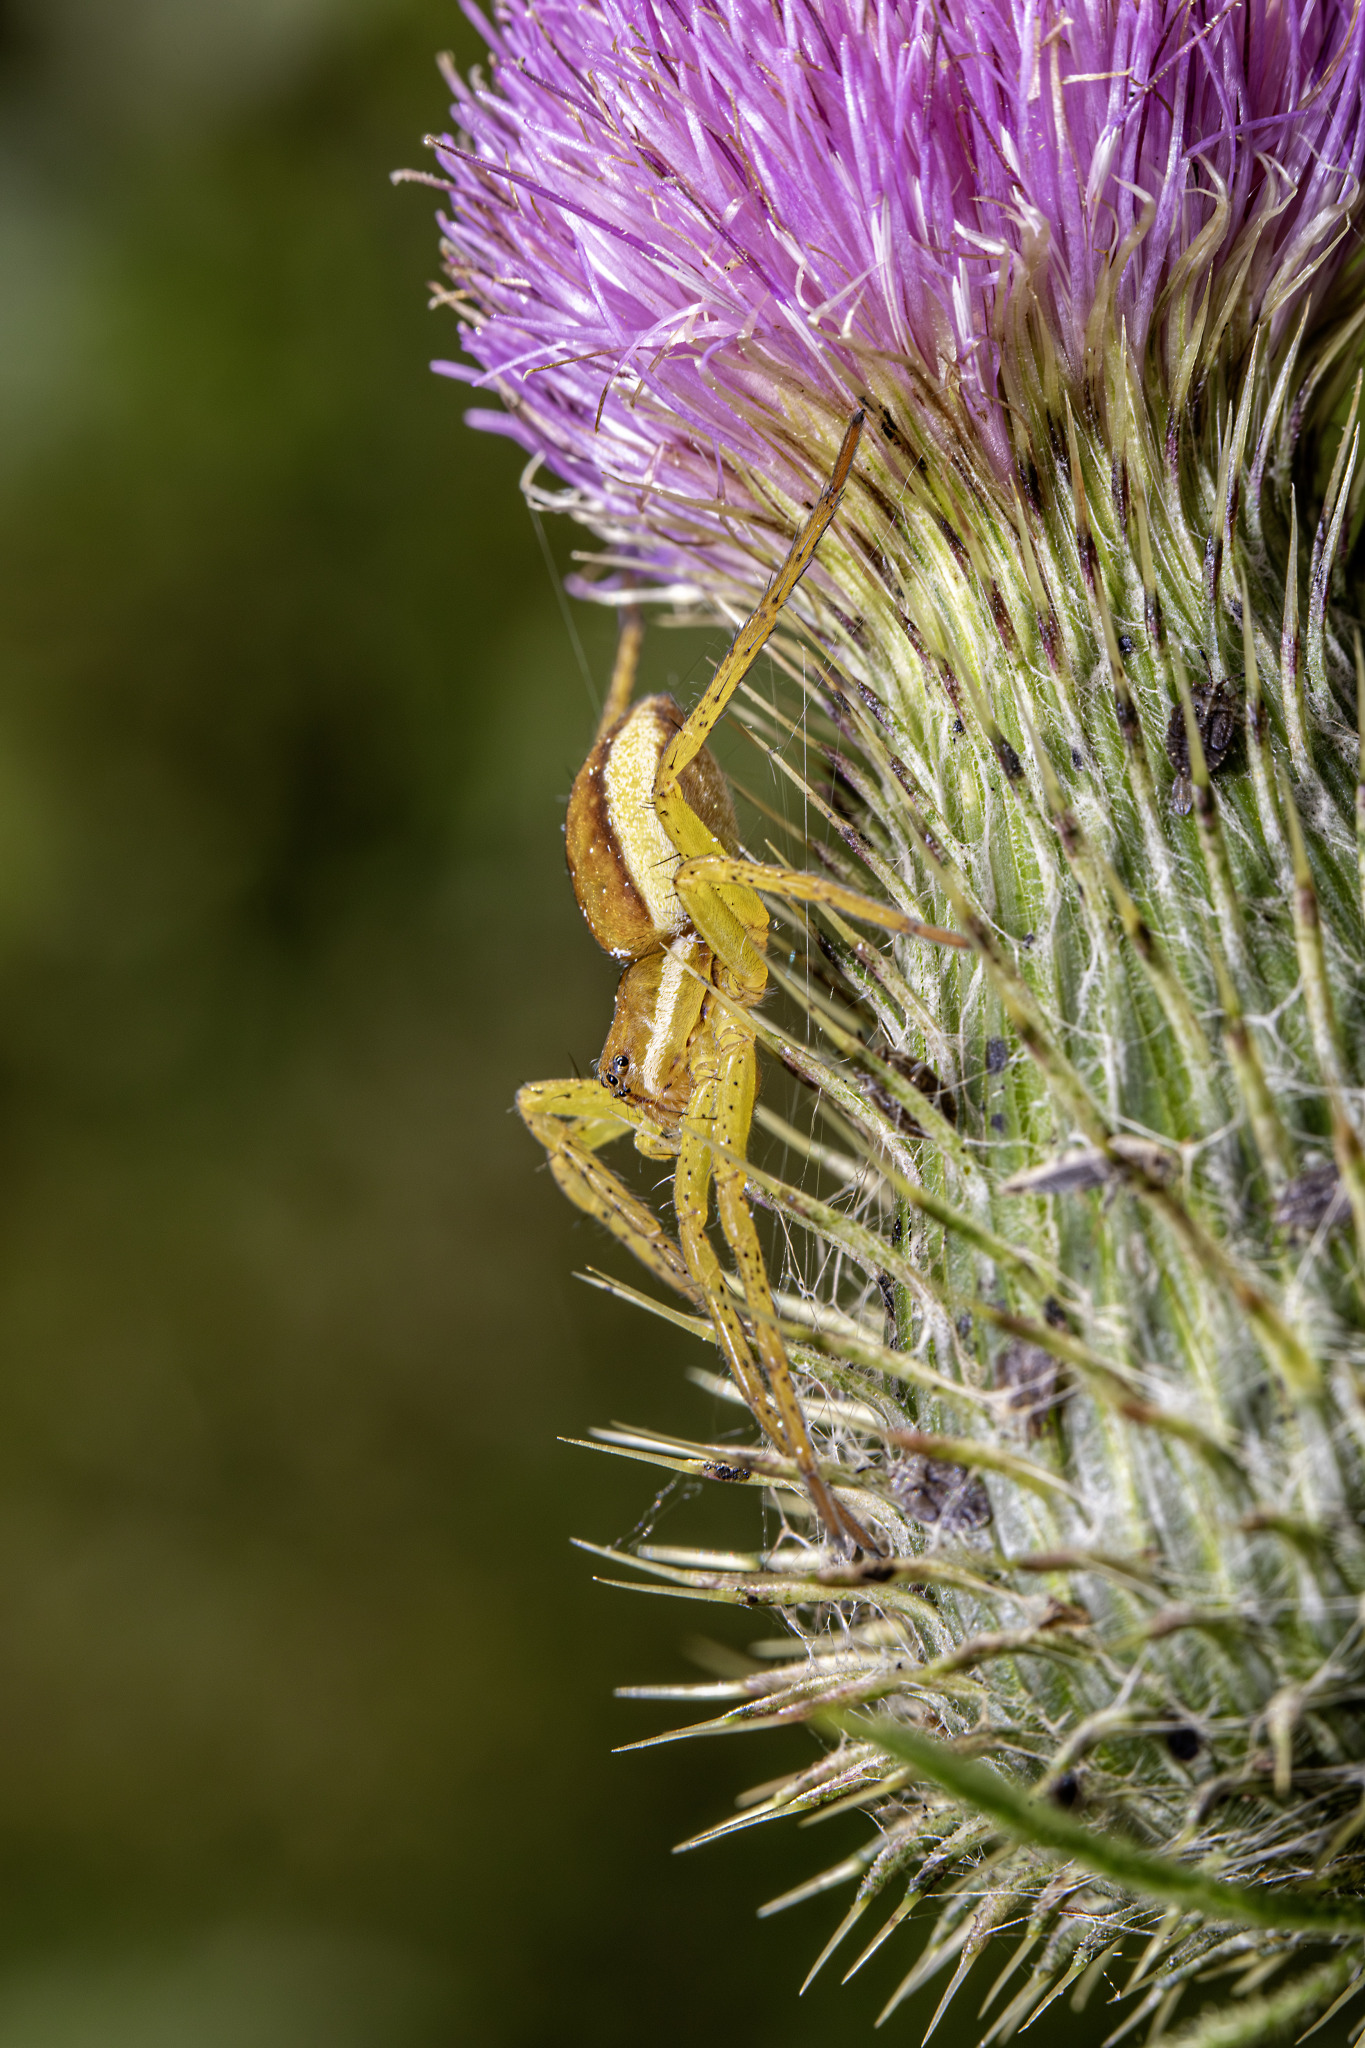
[610,1054,630,1075]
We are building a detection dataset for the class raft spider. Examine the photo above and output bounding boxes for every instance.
[518,414,964,1550]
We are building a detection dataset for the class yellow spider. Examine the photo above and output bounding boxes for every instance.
[517,414,964,1550]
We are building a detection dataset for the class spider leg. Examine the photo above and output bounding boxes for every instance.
[674,1122,796,1454]
[655,412,863,807]
[681,1010,881,1553]
[652,413,864,986]
[677,856,967,949]
[517,1079,695,1299]
[519,1079,799,1455]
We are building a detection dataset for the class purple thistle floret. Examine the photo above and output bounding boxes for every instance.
[424,0,1365,578]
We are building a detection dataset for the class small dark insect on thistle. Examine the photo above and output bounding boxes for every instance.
[517,415,966,1552]
[1165,673,1238,814]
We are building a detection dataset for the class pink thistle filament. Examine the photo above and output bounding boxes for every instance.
[422,0,1365,576]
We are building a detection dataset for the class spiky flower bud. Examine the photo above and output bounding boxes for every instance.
[411,3,1365,2038]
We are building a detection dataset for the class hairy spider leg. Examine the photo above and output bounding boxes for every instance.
[676,1001,872,1550]
[521,1065,875,1545]
[676,856,968,950]
[652,409,865,986]
[517,1079,695,1299]
[515,1076,791,1449]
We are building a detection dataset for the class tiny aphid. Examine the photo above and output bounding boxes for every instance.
[889,1451,991,1533]
[861,1046,958,1138]
[517,414,966,1552]
[994,1338,1062,1435]
[1165,675,1237,814]
[1275,1161,1349,1236]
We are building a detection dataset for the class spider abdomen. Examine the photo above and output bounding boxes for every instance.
[566,693,739,959]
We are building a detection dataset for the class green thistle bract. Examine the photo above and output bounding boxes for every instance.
[412,1,1365,2037]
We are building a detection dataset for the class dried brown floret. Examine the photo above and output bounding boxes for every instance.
[1000,1135,1177,1197]
[1001,1149,1113,1197]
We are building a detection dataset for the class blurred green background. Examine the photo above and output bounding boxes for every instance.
[0,3,962,2040]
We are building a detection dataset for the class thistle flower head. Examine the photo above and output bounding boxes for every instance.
[416,4,1365,2042]
[431,0,1365,586]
